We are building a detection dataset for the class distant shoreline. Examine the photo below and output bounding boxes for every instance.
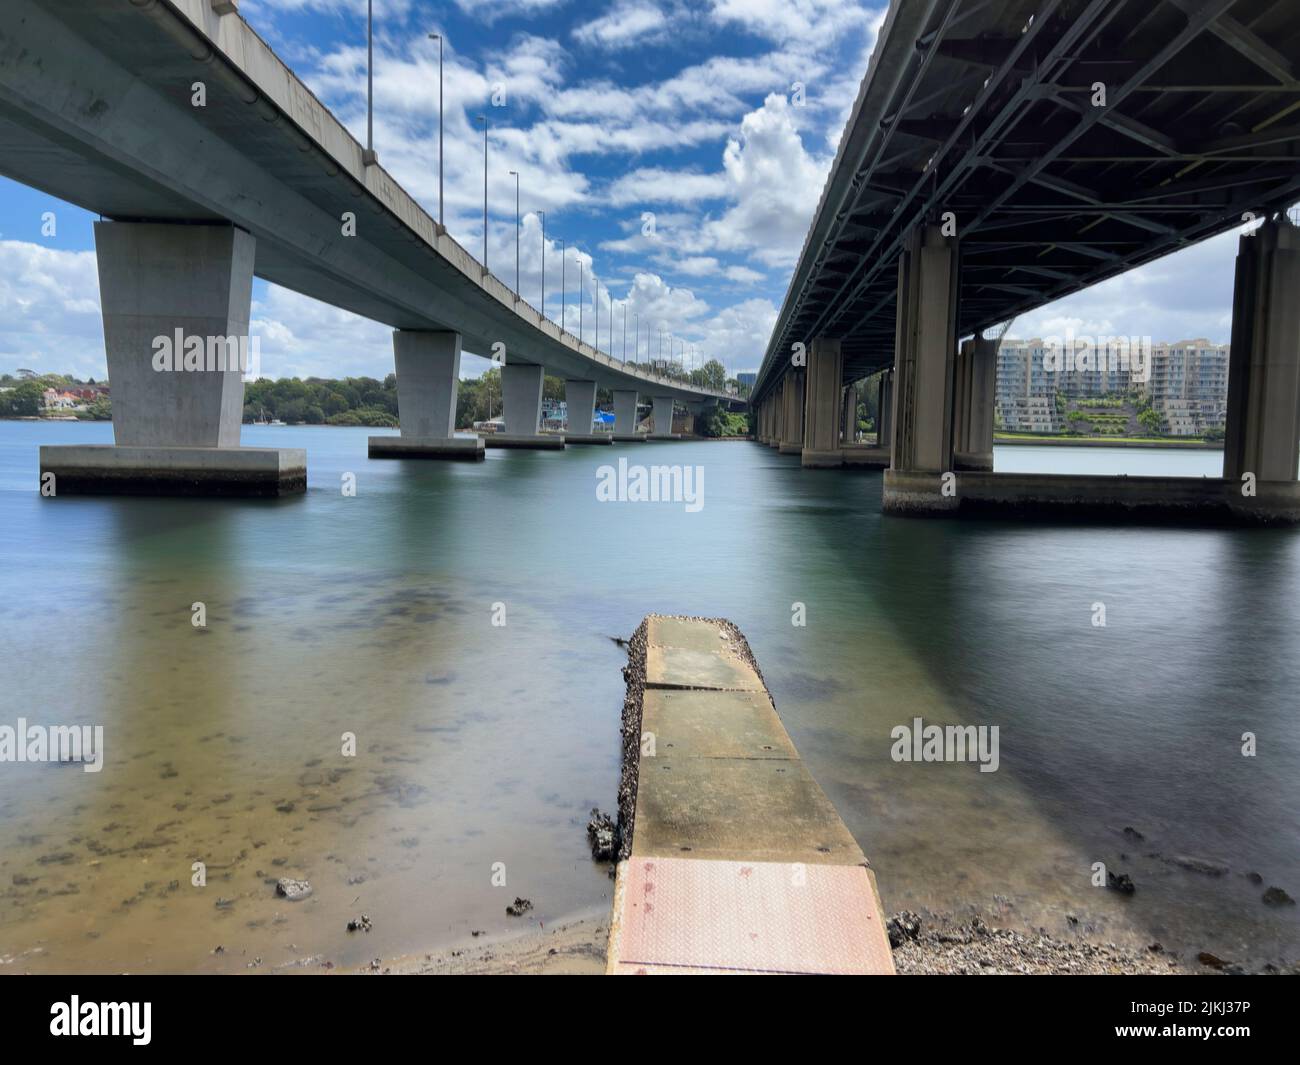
[995,434,1222,450]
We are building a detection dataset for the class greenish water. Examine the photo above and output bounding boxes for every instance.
[1,421,1297,972]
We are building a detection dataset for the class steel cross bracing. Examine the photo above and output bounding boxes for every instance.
[753,0,1300,402]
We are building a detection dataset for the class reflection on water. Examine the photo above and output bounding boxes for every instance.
[1,422,1297,971]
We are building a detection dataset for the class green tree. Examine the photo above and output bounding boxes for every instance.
[1138,408,1163,435]
[0,381,45,416]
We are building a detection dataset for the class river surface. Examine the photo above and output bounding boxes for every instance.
[1,421,1297,972]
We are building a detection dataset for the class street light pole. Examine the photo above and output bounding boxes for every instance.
[559,240,566,330]
[538,211,545,316]
[476,115,488,269]
[508,170,520,297]
[428,32,442,224]
[578,259,584,343]
[364,0,377,165]
[634,313,639,366]
[622,302,627,361]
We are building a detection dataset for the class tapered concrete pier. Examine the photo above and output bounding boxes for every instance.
[40,221,304,496]
[649,395,679,439]
[369,330,484,460]
[487,362,564,449]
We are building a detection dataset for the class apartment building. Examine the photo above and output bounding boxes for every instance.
[995,337,1229,435]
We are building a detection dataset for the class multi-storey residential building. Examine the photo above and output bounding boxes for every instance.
[996,339,1061,430]
[1145,340,1229,435]
[995,337,1229,436]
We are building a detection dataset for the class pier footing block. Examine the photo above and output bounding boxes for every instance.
[882,469,1300,524]
[40,445,305,497]
[368,435,484,460]
[482,434,565,450]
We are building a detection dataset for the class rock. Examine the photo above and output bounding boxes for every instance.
[886,910,922,948]
[1245,871,1264,885]
[1169,855,1229,877]
[1262,886,1295,907]
[1107,871,1136,895]
[586,808,617,862]
[346,914,373,933]
[1122,826,1145,841]
[505,897,533,917]
[275,877,312,901]
[1197,951,1228,970]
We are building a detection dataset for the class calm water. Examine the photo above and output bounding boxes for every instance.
[1,422,1297,972]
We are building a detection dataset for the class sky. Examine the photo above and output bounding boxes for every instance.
[0,0,1258,383]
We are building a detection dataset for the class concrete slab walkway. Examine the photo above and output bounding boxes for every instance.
[607,615,895,975]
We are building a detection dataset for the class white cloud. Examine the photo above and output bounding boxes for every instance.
[0,241,103,378]
[607,167,729,206]
[708,0,880,48]
[701,92,830,267]
[451,0,569,23]
[573,2,669,50]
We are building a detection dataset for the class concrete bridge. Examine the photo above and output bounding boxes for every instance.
[751,0,1300,523]
[0,0,742,494]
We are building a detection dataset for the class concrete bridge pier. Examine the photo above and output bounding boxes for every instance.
[39,221,305,496]
[801,338,844,467]
[841,385,856,444]
[951,336,996,472]
[881,223,960,513]
[612,389,645,442]
[562,379,611,445]
[876,369,893,448]
[779,371,804,454]
[1224,220,1300,487]
[369,330,484,460]
[649,395,678,439]
[768,382,784,447]
[489,362,563,449]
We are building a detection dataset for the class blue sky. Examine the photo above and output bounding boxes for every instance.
[0,0,1254,382]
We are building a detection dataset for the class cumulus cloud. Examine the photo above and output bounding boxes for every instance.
[701,92,830,267]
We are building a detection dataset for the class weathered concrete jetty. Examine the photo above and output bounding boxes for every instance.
[607,615,894,975]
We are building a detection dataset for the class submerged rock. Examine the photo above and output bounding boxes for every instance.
[346,914,373,933]
[505,897,533,917]
[1169,855,1229,877]
[1262,886,1296,907]
[586,808,617,862]
[1107,871,1136,895]
[275,877,312,901]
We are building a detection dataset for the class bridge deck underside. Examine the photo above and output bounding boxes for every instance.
[762,0,1300,394]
